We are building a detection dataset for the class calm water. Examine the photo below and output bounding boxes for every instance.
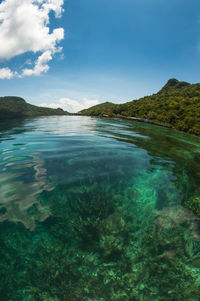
[0,116,200,301]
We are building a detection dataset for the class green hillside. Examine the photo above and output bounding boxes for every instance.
[0,96,70,120]
[80,101,118,116]
[80,79,200,135]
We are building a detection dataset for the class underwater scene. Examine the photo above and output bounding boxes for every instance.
[0,116,200,301]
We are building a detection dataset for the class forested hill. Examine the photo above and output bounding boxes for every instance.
[80,79,200,135]
[0,96,70,120]
[80,102,117,116]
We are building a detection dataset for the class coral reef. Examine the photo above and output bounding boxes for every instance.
[1,176,200,300]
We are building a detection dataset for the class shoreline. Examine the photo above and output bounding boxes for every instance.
[1,113,199,137]
[80,113,175,130]
[79,114,200,137]
[108,115,173,129]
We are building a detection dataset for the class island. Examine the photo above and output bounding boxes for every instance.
[80,78,200,136]
[0,96,70,120]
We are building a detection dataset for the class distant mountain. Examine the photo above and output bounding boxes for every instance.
[80,79,200,135]
[80,101,118,116]
[0,96,70,120]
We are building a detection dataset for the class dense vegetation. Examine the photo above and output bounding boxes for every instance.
[80,79,200,135]
[0,96,69,120]
[80,101,118,116]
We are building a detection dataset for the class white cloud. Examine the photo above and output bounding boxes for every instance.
[39,98,100,113]
[0,0,64,78]
[0,67,14,79]
[22,50,52,76]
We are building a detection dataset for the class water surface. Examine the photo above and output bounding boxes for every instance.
[0,116,200,300]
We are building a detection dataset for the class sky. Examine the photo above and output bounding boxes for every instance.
[0,0,200,113]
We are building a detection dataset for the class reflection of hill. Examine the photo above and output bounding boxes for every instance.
[0,118,26,135]
[96,119,200,217]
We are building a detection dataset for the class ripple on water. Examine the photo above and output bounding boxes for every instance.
[0,116,200,300]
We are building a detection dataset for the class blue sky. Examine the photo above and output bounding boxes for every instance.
[0,0,200,112]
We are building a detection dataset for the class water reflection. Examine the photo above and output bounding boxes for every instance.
[0,119,53,230]
[1,116,200,230]
[32,115,97,136]
[94,118,200,217]
[0,116,200,300]
[0,156,52,230]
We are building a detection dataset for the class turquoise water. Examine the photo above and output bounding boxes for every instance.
[0,116,200,300]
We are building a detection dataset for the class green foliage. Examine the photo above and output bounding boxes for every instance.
[80,79,200,135]
[80,101,118,117]
[0,96,70,120]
